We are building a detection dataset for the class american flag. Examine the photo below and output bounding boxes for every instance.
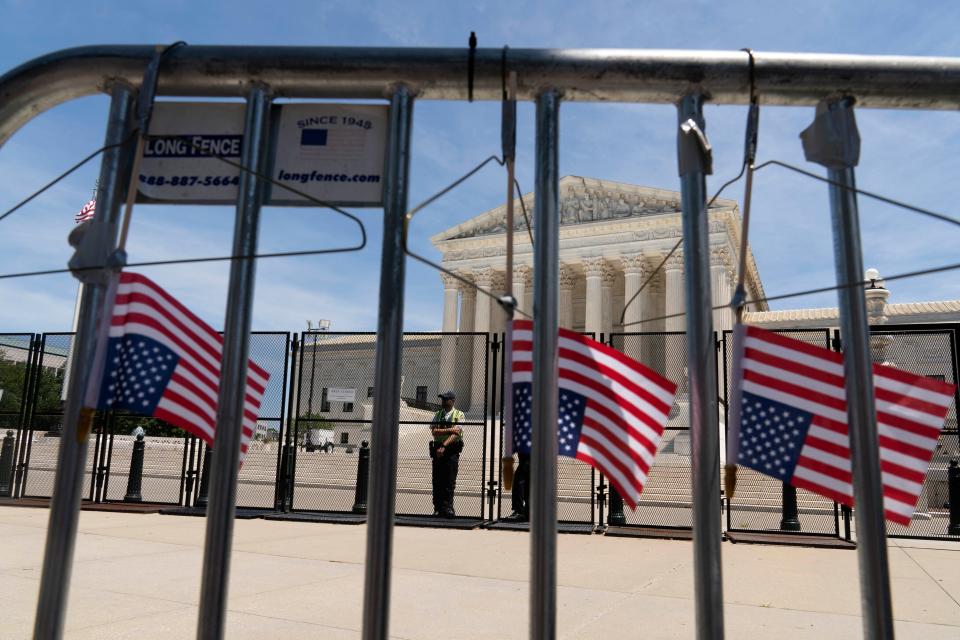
[75,199,96,223]
[511,319,677,507]
[88,272,270,462]
[730,324,956,526]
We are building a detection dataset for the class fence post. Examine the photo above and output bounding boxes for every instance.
[123,434,145,503]
[0,430,14,497]
[780,483,801,531]
[278,443,292,512]
[195,446,212,508]
[353,441,370,515]
[949,459,960,536]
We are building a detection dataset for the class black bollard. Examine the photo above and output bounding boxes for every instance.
[195,446,212,508]
[949,459,960,537]
[123,434,145,503]
[352,440,370,515]
[277,443,293,512]
[0,430,15,497]
[780,482,801,531]
[608,485,626,526]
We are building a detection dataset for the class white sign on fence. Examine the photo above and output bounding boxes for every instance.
[327,388,357,402]
[137,102,387,206]
[271,103,387,206]
[139,103,246,202]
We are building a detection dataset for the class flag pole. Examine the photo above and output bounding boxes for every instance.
[677,93,725,640]
[801,97,894,640]
[33,83,136,640]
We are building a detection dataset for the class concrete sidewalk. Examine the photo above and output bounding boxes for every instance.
[0,507,958,638]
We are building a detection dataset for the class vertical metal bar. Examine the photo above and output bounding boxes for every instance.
[196,83,272,640]
[361,83,413,640]
[530,88,560,640]
[484,334,496,520]
[34,82,136,640]
[677,93,725,640]
[273,332,291,510]
[489,333,501,521]
[827,165,895,640]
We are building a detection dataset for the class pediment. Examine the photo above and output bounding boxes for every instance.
[432,176,737,243]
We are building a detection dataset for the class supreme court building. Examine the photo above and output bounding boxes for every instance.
[431,175,768,413]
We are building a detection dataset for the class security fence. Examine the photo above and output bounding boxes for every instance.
[1,325,957,541]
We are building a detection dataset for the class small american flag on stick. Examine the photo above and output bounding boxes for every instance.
[74,199,96,224]
[730,324,956,526]
[86,272,269,462]
[511,319,677,507]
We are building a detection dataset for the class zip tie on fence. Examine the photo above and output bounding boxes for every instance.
[467,31,477,103]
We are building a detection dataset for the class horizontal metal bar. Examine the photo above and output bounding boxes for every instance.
[4,46,960,146]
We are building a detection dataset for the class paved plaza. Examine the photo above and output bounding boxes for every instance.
[0,506,958,638]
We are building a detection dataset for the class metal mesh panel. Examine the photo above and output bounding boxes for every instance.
[21,334,83,498]
[291,332,489,517]
[0,333,35,497]
[495,332,599,525]
[722,328,841,536]
[870,328,959,539]
[605,332,691,529]
[236,332,289,509]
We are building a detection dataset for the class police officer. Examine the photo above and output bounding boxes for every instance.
[431,391,464,518]
[507,451,530,521]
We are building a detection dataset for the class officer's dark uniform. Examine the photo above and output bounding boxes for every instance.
[510,452,531,521]
[431,396,464,518]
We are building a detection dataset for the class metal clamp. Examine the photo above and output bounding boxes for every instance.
[678,113,713,176]
[801,96,860,169]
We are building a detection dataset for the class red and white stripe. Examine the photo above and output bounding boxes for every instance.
[736,324,955,526]
[512,319,677,507]
[108,272,269,461]
[75,199,96,223]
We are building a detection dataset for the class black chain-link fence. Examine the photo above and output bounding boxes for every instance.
[868,326,960,539]
[606,332,694,530]
[4,324,958,541]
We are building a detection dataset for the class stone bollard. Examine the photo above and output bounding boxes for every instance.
[123,434,145,503]
[949,459,960,537]
[0,430,15,497]
[607,485,626,526]
[352,441,370,515]
[195,447,212,508]
[780,483,801,532]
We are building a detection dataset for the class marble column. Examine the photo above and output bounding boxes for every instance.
[621,253,649,360]
[470,267,494,414]
[663,249,686,392]
[583,257,606,338]
[663,249,685,332]
[512,264,531,319]
[455,284,476,404]
[710,246,734,333]
[558,264,576,330]
[601,263,616,341]
[438,273,459,397]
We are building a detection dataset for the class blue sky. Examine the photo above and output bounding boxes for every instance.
[1,0,960,337]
